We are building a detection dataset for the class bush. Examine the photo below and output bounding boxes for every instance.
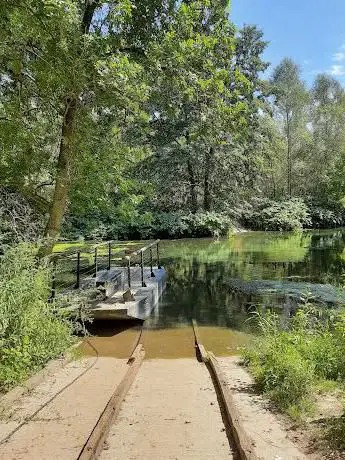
[184,212,233,237]
[243,308,345,417]
[307,202,345,229]
[242,198,311,231]
[0,245,75,391]
[63,211,234,240]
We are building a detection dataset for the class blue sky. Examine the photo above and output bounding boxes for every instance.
[231,0,345,87]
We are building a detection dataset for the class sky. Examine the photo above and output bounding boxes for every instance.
[231,0,345,87]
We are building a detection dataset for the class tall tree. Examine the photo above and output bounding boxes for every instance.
[310,74,345,201]
[142,4,269,214]
[270,58,309,198]
[1,1,177,255]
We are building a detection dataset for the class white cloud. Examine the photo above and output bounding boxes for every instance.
[333,51,345,62]
[329,65,345,76]
[332,44,345,62]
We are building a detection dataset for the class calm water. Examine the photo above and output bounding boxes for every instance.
[146,229,345,333]
[85,229,345,358]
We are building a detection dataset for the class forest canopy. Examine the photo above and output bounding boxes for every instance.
[2,0,345,250]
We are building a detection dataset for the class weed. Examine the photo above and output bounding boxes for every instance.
[0,244,76,392]
[243,307,345,422]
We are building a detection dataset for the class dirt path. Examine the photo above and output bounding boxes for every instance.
[99,358,235,460]
[0,356,128,460]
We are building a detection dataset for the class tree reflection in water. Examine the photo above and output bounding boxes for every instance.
[145,230,345,332]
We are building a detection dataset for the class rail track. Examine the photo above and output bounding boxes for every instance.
[0,321,243,460]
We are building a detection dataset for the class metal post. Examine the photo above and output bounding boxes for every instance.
[141,251,145,287]
[51,259,57,300]
[157,241,161,269]
[75,251,81,289]
[108,241,111,270]
[150,247,155,277]
[94,247,98,278]
[127,257,131,289]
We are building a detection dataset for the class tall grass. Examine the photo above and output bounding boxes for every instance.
[0,244,75,392]
[243,307,345,418]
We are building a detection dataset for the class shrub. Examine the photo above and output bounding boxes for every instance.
[0,245,75,391]
[243,198,311,231]
[243,308,345,417]
[62,211,234,240]
[151,212,188,238]
[307,202,345,229]
[184,212,233,237]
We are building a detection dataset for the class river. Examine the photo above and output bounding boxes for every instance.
[84,229,345,357]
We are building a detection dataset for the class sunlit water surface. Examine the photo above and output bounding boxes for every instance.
[85,230,345,357]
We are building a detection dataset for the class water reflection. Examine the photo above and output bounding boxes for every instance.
[146,230,345,332]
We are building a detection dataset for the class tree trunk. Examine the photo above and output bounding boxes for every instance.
[187,159,198,213]
[203,146,214,211]
[38,99,77,257]
[38,2,97,257]
[286,113,292,198]
[185,129,197,213]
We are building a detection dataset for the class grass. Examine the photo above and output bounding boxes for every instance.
[53,242,86,253]
[53,240,140,255]
[242,307,345,450]
[0,244,77,392]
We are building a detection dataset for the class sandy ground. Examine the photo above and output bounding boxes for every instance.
[99,358,235,460]
[217,356,306,460]
[0,356,128,460]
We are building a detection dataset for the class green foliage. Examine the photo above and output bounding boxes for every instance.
[243,198,311,231]
[243,308,345,418]
[184,212,233,237]
[244,338,314,412]
[307,202,345,229]
[0,245,75,391]
[0,188,44,250]
[63,211,233,240]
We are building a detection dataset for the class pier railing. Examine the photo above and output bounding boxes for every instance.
[124,239,161,289]
[50,239,161,299]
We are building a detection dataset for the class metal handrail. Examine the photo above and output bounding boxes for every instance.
[123,240,161,289]
[124,239,160,258]
[49,239,162,299]
[50,241,126,298]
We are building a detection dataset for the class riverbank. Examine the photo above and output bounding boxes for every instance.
[0,245,76,394]
[242,308,345,456]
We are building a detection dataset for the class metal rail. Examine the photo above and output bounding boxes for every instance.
[124,240,161,289]
[50,239,161,298]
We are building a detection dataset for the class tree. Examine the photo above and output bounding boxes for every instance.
[1,1,178,255]
[308,74,345,200]
[270,58,309,198]
[141,7,268,215]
